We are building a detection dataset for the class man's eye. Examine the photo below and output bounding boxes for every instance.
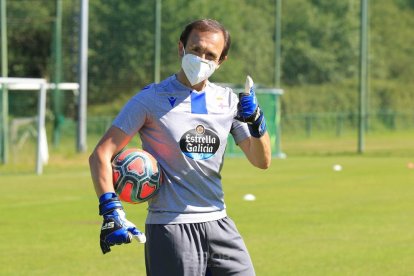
[207,54,218,60]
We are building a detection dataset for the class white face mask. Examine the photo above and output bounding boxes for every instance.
[181,49,218,86]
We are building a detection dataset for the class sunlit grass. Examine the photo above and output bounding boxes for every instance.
[1,130,414,275]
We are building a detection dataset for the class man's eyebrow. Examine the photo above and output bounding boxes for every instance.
[188,45,219,59]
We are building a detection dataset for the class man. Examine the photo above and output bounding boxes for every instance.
[89,19,271,275]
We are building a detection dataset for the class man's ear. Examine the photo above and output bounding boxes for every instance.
[216,55,228,69]
[178,41,185,57]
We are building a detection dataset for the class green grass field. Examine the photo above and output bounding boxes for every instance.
[1,131,414,275]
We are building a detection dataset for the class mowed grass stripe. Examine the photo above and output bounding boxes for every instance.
[1,130,414,275]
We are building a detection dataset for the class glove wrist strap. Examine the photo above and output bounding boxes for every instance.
[243,106,262,124]
[99,192,123,216]
[248,108,267,138]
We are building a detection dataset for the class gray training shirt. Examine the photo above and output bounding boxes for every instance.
[113,74,250,224]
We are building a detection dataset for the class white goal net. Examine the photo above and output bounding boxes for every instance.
[0,77,79,174]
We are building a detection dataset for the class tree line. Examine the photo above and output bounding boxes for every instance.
[4,0,414,116]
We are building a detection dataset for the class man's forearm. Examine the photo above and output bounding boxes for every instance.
[89,151,116,197]
[249,132,271,169]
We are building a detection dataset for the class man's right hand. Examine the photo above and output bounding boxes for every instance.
[99,193,146,254]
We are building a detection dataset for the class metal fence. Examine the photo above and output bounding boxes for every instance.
[282,111,414,138]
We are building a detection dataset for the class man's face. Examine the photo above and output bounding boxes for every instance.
[184,29,226,65]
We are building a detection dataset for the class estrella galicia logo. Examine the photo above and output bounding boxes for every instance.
[180,125,220,160]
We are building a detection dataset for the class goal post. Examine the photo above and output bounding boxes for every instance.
[0,77,80,174]
[0,77,47,174]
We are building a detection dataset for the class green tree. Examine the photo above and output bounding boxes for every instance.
[7,0,54,78]
[4,0,414,116]
[88,0,155,103]
[282,0,358,85]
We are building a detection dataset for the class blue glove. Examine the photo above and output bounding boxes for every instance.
[235,76,267,138]
[99,192,146,254]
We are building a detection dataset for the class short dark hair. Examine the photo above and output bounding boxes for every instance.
[180,19,231,61]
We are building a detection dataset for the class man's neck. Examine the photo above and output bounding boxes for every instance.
[176,70,207,91]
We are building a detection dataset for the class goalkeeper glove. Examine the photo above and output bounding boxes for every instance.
[235,76,267,138]
[99,192,146,254]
